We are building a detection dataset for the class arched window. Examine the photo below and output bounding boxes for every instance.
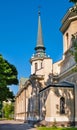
[71,34,75,47]
[41,62,43,68]
[35,63,38,72]
[66,33,69,49]
[60,97,65,114]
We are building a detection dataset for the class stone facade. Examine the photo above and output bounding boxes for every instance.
[15,4,77,126]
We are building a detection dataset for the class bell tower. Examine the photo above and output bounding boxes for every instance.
[30,11,46,74]
[30,11,53,82]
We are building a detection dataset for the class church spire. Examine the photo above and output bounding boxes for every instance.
[35,11,46,55]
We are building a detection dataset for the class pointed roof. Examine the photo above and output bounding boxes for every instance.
[35,11,46,54]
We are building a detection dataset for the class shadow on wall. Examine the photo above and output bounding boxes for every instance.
[40,73,75,126]
[26,75,43,123]
[25,73,74,126]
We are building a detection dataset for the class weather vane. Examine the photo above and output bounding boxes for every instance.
[38,0,41,15]
[38,5,41,15]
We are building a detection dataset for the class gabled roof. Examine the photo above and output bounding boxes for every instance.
[19,77,29,86]
[55,81,74,87]
[39,81,74,93]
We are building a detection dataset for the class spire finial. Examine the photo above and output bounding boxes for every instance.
[38,5,41,16]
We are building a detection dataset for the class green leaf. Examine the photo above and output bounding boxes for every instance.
[0,54,18,101]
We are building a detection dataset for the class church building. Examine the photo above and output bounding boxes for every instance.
[15,4,77,126]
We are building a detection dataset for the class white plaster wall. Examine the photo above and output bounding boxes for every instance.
[60,73,77,122]
[43,58,53,82]
[44,87,74,122]
[31,59,44,75]
[63,20,77,54]
[60,56,75,74]
[31,58,53,83]
[53,60,62,75]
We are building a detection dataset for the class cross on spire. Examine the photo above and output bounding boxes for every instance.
[38,5,41,15]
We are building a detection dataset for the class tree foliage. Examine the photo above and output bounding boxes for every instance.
[3,102,14,119]
[0,54,18,87]
[69,0,77,3]
[0,86,14,101]
[71,35,77,62]
[69,0,77,64]
[0,54,18,101]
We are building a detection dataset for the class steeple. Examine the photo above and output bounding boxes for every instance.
[35,11,46,56]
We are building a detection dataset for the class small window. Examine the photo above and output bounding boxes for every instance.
[66,33,69,49]
[71,34,75,47]
[41,62,43,68]
[60,97,65,114]
[35,63,38,72]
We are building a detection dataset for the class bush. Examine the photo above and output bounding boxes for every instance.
[3,102,14,119]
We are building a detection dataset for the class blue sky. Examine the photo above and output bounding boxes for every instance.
[0,0,73,95]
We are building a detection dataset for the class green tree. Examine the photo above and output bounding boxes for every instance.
[69,0,77,3]
[0,54,18,101]
[3,102,14,119]
[69,0,77,64]
[70,35,77,61]
[0,86,15,102]
[0,55,18,87]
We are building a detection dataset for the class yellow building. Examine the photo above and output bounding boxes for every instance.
[15,4,77,126]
